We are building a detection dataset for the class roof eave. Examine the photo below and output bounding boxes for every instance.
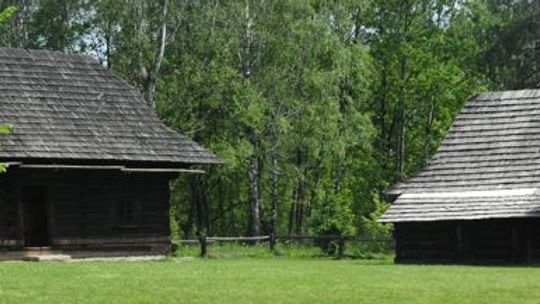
[379,214,540,223]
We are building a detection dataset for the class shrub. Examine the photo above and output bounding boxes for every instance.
[310,185,356,255]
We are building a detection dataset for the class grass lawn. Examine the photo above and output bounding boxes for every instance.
[1,258,540,303]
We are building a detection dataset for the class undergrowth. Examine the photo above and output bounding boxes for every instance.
[173,242,394,261]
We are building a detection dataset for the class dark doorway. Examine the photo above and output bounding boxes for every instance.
[22,186,50,247]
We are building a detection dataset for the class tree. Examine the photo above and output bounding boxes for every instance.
[366,0,487,183]
[0,4,15,172]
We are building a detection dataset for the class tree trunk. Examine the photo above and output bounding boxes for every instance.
[135,0,147,88]
[290,148,307,235]
[229,181,237,235]
[288,197,296,236]
[396,56,407,180]
[247,154,262,237]
[423,98,435,165]
[144,0,168,109]
[13,0,32,48]
[242,2,261,238]
[269,148,279,249]
[396,1,411,180]
[241,1,254,78]
[104,21,112,70]
[189,174,210,236]
[295,174,306,235]
[184,181,198,238]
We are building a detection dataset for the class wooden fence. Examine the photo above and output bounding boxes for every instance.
[173,235,393,258]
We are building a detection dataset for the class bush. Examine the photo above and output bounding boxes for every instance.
[310,186,356,255]
[360,192,392,240]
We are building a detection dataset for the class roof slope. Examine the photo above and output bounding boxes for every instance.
[382,89,540,222]
[0,48,220,165]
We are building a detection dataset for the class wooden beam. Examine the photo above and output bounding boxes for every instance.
[20,164,124,170]
[0,239,23,247]
[207,236,270,242]
[17,164,205,174]
[53,236,171,246]
[121,168,205,174]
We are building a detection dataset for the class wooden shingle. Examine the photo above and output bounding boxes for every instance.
[0,48,220,165]
[382,89,540,222]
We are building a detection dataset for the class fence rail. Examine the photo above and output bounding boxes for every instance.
[173,235,393,258]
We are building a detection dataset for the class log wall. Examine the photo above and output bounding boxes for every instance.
[395,218,540,263]
[0,167,176,256]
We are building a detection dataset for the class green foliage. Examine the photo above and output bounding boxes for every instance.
[0,124,11,135]
[148,0,377,238]
[0,121,11,174]
[366,0,488,184]
[310,186,356,238]
[0,5,14,172]
[359,192,392,240]
[309,180,357,255]
[0,5,15,23]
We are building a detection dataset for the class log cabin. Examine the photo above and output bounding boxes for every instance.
[382,90,540,264]
[0,48,220,259]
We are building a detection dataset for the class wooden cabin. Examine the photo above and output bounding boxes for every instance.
[381,90,540,264]
[0,48,220,259]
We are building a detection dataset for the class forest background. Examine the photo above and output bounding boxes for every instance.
[0,0,537,240]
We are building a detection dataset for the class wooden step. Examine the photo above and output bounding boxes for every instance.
[23,254,72,262]
[24,246,57,255]
[22,247,72,261]
[24,246,53,251]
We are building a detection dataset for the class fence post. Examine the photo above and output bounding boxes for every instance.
[337,236,346,259]
[269,233,276,251]
[200,235,208,258]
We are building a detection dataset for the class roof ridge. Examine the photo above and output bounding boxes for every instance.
[473,89,540,101]
[0,47,99,65]
[399,188,539,198]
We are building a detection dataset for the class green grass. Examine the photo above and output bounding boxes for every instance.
[1,259,540,303]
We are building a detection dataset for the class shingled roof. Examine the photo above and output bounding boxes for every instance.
[381,89,540,222]
[0,48,220,166]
